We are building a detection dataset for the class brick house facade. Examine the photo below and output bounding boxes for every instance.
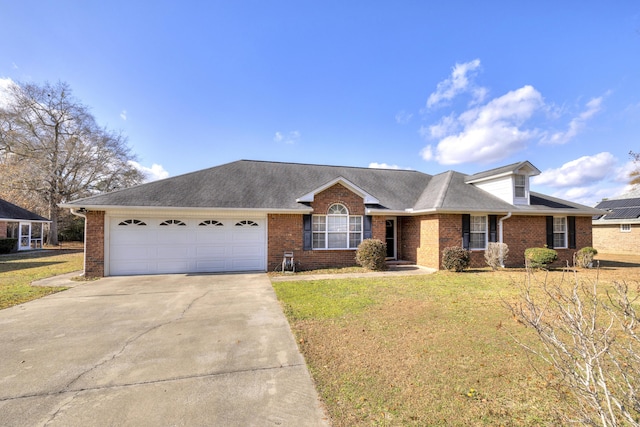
[64,160,602,278]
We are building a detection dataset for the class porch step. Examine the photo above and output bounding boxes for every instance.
[386,260,413,266]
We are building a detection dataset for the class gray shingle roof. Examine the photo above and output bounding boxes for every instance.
[0,199,49,221]
[61,159,600,215]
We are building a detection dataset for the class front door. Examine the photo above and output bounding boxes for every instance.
[385,218,396,259]
[19,222,31,251]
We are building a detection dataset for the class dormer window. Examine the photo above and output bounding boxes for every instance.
[514,175,526,198]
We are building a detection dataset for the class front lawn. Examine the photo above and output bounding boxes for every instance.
[0,249,84,309]
[273,260,639,426]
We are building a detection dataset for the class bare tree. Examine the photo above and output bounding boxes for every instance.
[506,269,640,426]
[0,80,144,244]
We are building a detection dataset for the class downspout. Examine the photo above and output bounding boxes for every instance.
[498,212,512,268]
[70,208,87,277]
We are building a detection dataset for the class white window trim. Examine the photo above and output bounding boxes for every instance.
[620,224,631,233]
[312,203,363,250]
[469,215,488,250]
[553,217,568,249]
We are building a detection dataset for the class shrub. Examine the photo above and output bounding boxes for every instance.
[0,238,18,254]
[575,246,598,268]
[484,242,509,270]
[441,246,471,272]
[524,247,558,269]
[355,239,387,271]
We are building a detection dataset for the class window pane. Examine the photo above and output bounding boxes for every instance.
[470,216,486,232]
[328,233,347,248]
[553,217,566,233]
[554,233,565,248]
[328,216,348,232]
[470,233,485,250]
[349,233,362,248]
[312,233,325,249]
[312,216,326,231]
[349,216,362,232]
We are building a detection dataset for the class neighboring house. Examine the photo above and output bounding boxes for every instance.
[0,198,50,251]
[592,190,640,254]
[60,159,602,278]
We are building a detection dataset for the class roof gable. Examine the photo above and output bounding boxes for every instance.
[296,177,380,204]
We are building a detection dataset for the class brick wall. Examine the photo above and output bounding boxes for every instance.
[593,223,639,254]
[399,213,594,270]
[0,221,6,239]
[267,183,388,271]
[85,211,105,278]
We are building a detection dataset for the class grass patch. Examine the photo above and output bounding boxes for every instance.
[0,249,84,310]
[273,262,639,426]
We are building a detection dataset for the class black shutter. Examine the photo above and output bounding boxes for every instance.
[489,215,498,243]
[568,216,576,249]
[303,215,312,250]
[546,216,554,248]
[462,214,470,250]
[363,215,372,240]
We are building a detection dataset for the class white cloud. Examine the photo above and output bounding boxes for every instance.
[120,110,127,121]
[274,130,300,144]
[395,110,413,125]
[368,162,412,170]
[129,161,170,182]
[423,85,544,164]
[426,59,482,109]
[0,77,17,108]
[533,152,617,188]
[420,145,433,161]
[540,95,606,144]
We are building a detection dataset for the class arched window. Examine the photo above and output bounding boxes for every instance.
[312,203,362,249]
[159,219,186,226]
[235,220,259,227]
[199,220,224,226]
[118,219,147,226]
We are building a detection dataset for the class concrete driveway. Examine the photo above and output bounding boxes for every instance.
[0,273,329,427]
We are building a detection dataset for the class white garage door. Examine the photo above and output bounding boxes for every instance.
[108,216,266,276]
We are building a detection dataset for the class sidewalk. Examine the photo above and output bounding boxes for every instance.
[270,264,436,282]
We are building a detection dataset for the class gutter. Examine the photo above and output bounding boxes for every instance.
[70,208,87,277]
[498,212,512,268]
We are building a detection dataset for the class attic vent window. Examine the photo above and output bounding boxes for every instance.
[621,224,631,232]
[160,219,186,226]
[199,220,224,226]
[514,175,526,198]
[235,220,259,227]
[118,219,146,226]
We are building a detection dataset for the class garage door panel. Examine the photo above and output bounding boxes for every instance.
[195,245,227,257]
[194,260,227,272]
[111,245,154,261]
[157,261,190,274]
[231,245,264,257]
[157,246,190,258]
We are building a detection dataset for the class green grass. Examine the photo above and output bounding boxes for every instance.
[273,271,583,426]
[0,250,83,309]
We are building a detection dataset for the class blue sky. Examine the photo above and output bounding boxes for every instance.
[1,1,639,206]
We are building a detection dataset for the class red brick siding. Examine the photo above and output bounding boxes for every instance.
[267,183,386,271]
[85,211,105,278]
[593,223,639,254]
[398,213,593,270]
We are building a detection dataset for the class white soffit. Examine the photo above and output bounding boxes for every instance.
[296,177,380,204]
